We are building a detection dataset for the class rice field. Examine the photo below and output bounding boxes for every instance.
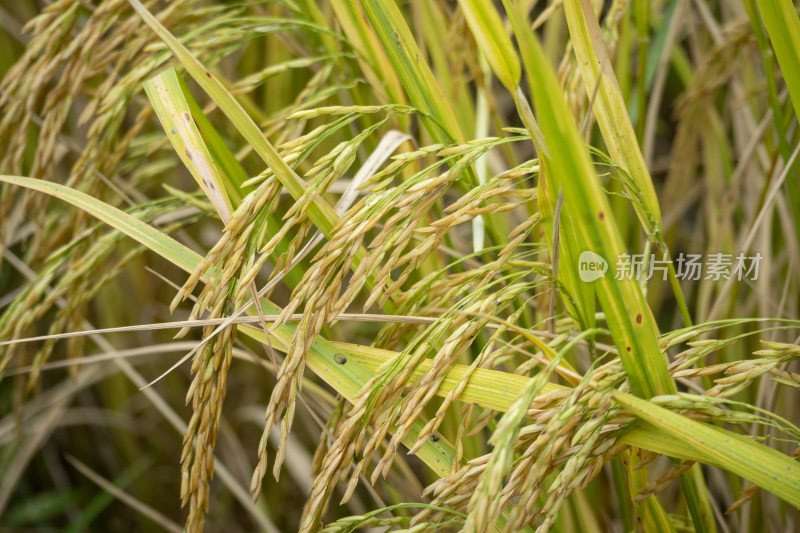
[0,0,799,531]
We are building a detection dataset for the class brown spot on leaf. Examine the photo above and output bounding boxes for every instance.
[635,312,643,324]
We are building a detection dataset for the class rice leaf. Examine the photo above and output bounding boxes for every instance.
[127,0,339,235]
[503,0,675,399]
[457,0,521,92]
[614,391,800,509]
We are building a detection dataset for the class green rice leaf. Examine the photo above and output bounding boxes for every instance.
[503,0,675,399]
[614,391,800,508]
[457,0,521,92]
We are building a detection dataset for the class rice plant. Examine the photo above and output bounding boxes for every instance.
[1,0,799,531]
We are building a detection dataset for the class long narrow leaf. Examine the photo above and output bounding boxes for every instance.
[563,0,661,232]
[358,0,467,147]
[614,391,800,508]
[127,0,338,235]
[503,0,675,399]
